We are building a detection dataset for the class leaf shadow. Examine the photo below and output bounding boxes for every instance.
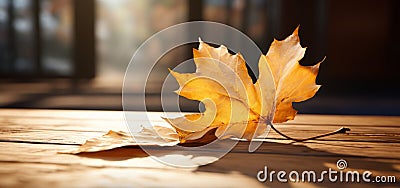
[75,141,399,188]
[197,141,399,187]
[76,147,149,161]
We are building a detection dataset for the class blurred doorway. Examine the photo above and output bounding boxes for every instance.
[0,0,95,79]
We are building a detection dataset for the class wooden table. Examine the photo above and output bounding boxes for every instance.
[0,109,399,187]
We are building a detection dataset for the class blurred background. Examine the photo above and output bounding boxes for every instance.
[0,0,399,115]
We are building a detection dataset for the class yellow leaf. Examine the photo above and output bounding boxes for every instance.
[164,27,322,142]
[261,27,322,123]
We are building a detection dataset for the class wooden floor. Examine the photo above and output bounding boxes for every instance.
[0,109,399,187]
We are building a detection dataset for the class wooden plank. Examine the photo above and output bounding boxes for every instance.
[1,138,399,167]
[1,109,400,126]
[287,114,400,126]
[0,110,399,152]
[201,152,400,181]
[0,109,399,187]
[1,109,399,145]
[0,142,174,169]
[0,141,397,188]
[1,118,399,145]
[0,109,168,121]
[0,130,102,145]
[237,141,400,159]
[266,124,400,143]
[0,162,264,188]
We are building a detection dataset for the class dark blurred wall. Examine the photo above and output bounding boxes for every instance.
[278,0,399,92]
[274,0,400,114]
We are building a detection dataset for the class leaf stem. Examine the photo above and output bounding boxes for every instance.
[268,122,350,142]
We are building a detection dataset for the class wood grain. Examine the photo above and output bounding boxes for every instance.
[0,109,399,188]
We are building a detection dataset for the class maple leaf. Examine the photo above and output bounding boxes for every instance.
[164,27,322,142]
[67,27,348,161]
